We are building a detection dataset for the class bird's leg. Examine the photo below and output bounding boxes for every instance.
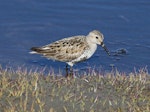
[70,66,73,77]
[65,64,69,77]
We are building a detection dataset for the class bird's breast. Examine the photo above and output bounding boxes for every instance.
[71,44,97,63]
[84,44,97,59]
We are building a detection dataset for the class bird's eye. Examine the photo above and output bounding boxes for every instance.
[96,37,98,39]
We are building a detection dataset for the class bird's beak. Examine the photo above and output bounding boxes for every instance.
[101,42,110,56]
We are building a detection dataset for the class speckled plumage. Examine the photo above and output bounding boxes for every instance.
[30,30,110,75]
[35,36,87,61]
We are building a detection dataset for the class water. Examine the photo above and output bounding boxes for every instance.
[0,0,150,74]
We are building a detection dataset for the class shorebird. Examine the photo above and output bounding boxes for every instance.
[30,30,110,77]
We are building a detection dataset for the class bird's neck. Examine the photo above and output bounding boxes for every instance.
[86,36,97,48]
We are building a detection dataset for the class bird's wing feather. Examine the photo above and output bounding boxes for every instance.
[34,36,88,62]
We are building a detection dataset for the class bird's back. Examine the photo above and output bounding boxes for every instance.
[30,36,88,62]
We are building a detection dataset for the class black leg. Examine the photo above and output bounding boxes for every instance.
[70,66,73,76]
[65,65,74,78]
[66,64,69,77]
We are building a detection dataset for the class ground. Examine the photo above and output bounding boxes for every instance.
[0,67,150,112]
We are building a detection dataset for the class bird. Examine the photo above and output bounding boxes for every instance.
[30,30,110,77]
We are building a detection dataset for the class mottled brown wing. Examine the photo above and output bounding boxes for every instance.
[38,36,88,62]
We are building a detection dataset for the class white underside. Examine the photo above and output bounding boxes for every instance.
[67,44,97,66]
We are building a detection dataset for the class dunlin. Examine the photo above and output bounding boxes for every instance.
[30,30,110,76]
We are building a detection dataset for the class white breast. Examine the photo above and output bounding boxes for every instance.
[84,43,97,59]
[71,43,97,64]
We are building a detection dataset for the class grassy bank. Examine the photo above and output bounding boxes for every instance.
[0,67,150,112]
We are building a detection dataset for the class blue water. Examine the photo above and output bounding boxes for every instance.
[0,0,150,74]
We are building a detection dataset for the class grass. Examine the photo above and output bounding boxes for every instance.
[0,67,150,112]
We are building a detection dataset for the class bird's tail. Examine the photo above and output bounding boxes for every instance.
[29,47,43,54]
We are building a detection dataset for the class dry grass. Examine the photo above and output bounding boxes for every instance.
[0,67,149,112]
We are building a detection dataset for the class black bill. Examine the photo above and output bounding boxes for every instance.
[101,42,110,56]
